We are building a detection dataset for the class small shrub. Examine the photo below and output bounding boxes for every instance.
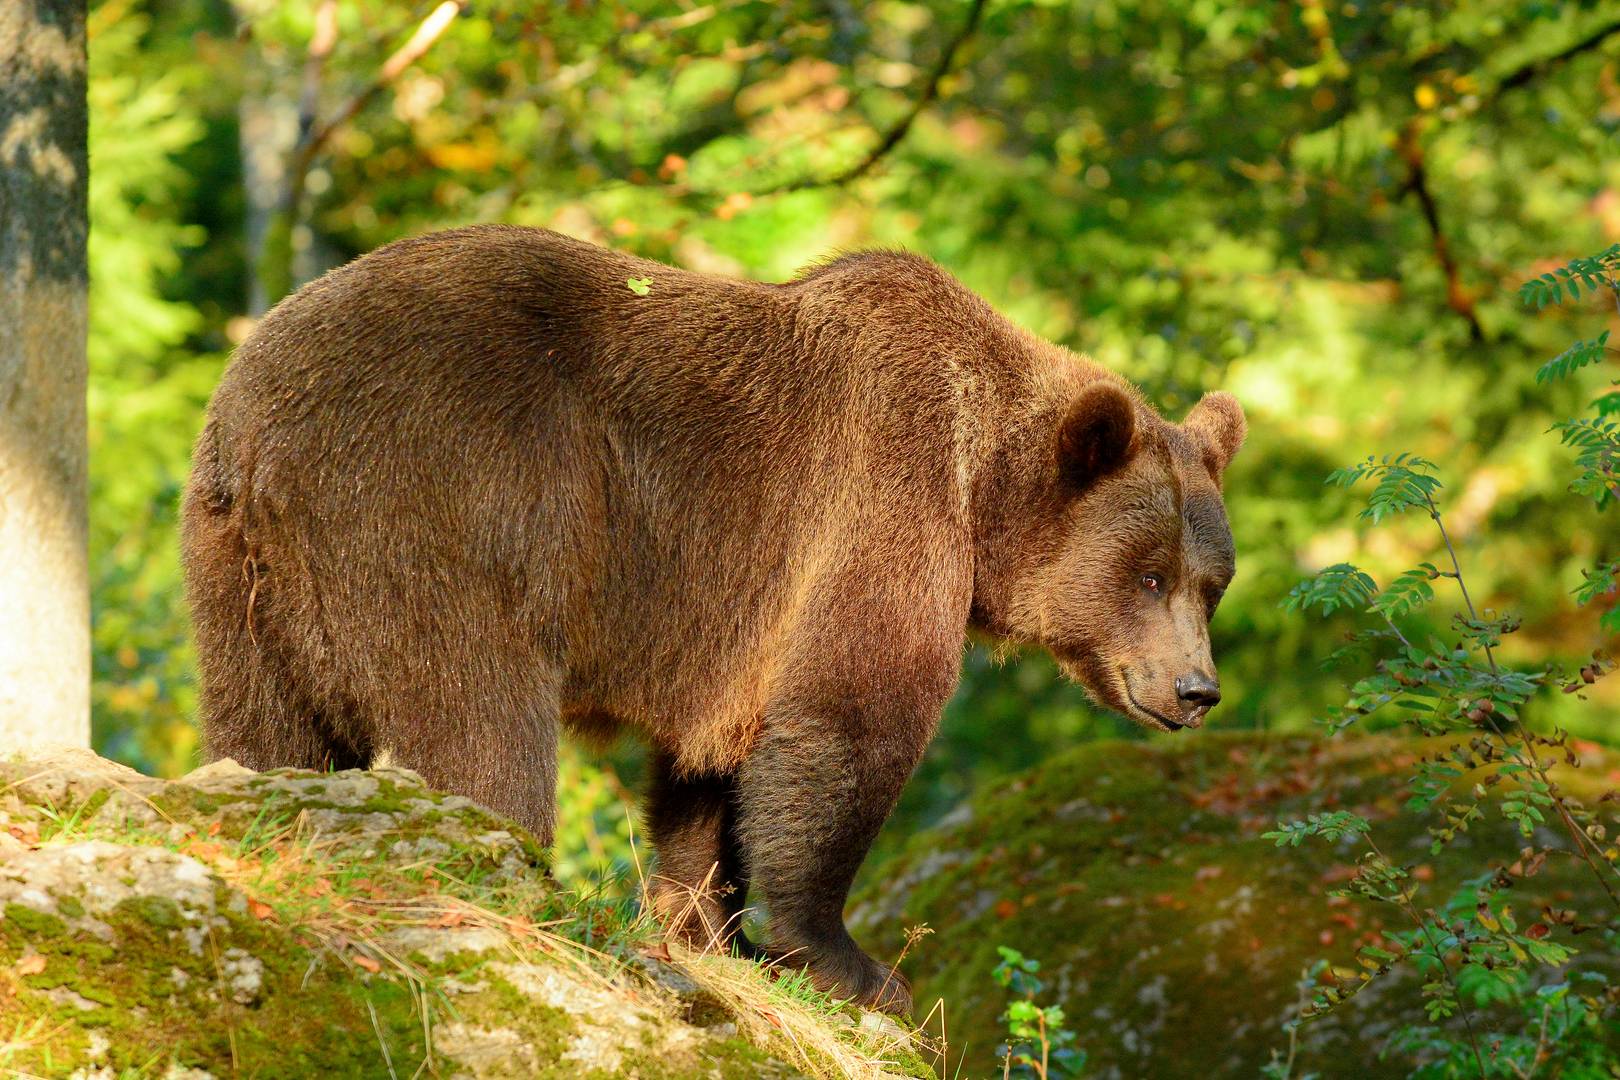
[1269,248,1620,1077]
[992,946,1085,1080]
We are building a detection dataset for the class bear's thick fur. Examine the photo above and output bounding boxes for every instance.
[182,226,1244,1012]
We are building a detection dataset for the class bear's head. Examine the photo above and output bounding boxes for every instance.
[973,381,1246,732]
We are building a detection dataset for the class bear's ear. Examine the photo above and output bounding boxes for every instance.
[1057,381,1137,488]
[1183,391,1247,478]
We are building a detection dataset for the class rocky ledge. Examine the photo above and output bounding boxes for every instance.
[0,749,932,1080]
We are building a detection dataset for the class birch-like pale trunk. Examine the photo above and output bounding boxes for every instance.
[0,0,90,752]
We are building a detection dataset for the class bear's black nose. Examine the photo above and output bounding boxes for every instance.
[1175,673,1221,713]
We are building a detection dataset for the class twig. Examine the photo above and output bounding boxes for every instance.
[1426,496,1495,671]
[207,927,242,1075]
[409,978,436,1080]
[623,802,648,906]
[1366,834,1489,1080]
[368,998,399,1080]
[877,924,932,1013]
[1382,612,1415,651]
[1037,1008,1050,1080]
[286,1,462,208]
[296,0,339,146]
[259,1,461,302]
[1272,972,1310,1079]
[763,0,989,194]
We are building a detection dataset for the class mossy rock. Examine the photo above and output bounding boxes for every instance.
[849,733,1620,1079]
[0,749,927,1079]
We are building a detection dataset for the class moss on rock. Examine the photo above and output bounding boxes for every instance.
[850,732,1620,1079]
[0,749,929,1079]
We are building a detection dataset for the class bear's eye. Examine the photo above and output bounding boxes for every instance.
[1140,573,1163,596]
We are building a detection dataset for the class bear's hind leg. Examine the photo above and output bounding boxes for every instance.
[378,687,560,846]
[645,751,756,956]
[199,656,364,774]
[186,512,364,773]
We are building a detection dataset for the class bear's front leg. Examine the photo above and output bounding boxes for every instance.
[732,689,940,1015]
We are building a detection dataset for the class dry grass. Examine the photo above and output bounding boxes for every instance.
[629,861,938,1079]
[673,945,927,1080]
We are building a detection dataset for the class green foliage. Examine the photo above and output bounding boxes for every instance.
[992,947,1085,1080]
[1389,972,1620,1080]
[1553,416,1620,506]
[1521,253,1620,520]
[1535,332,1609,384]
[1575,561,1620,635]
[1327,455,1444,525]
[549,743,638,892]
[87,3,217,775]
[1369,567,1441,621]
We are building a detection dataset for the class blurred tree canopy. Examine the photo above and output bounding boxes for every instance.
[89,0,1620,837]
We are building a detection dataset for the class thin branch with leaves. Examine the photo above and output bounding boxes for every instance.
[1268,245,1620,1076]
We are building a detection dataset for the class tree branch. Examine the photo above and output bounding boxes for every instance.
[289,0,461,198]
[295,0,339,148]
[258,0,461,305]
[1397,123,1484,344]
[1495,14,1620,95]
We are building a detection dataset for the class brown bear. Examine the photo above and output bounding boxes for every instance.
[181,225,1244,1014]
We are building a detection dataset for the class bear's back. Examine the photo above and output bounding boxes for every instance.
[196,228,990,754]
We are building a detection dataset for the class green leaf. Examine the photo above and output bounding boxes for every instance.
[1536,331,1610,383]
[1263,811,1371,846]
[1325,454,1443,522]
[1369,566,1437,619]
[1519,246,1620,308]
[1285,564,1378,617]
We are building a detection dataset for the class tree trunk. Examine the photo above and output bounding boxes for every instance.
[240,79,297,316]
[0,0,90,751]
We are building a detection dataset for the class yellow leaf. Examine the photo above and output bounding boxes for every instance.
[424,136,499,172]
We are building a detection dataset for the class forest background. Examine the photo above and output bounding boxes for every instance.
[87,0,1620,884]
